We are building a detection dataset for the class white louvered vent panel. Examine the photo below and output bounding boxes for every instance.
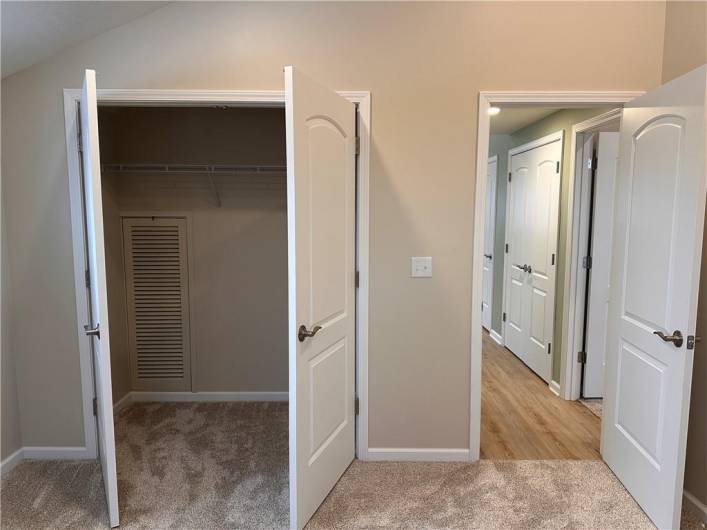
[123,217,191,391]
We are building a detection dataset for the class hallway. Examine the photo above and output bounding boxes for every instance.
[480,330,601,460]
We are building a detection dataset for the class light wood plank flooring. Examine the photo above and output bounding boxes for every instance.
[481,330,601,460]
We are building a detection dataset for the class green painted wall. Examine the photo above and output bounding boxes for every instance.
[488,107,614,383]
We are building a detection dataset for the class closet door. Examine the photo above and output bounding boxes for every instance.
[285,66,356,530]
[79,69,119,528]
[123,217,191,392]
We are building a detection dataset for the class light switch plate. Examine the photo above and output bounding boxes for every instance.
[411,256,432,278]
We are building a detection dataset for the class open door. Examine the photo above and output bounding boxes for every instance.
[80,69,120,528]
[602,65,706,530]
[285,66,356,529]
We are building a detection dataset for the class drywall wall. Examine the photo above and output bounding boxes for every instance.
[488,108,613,383]
[100,107,288,395]
[1,2,666,450]
[661,1,706,83]
[1,206,22,460]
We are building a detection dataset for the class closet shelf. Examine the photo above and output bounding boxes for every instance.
[101,163,286,175]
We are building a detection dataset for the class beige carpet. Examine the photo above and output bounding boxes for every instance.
[2,401,702,529]
[579,398,603,418]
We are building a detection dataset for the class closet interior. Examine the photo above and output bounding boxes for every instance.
[96,105,290,525]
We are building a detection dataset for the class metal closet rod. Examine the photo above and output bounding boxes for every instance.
[101,163,286,174]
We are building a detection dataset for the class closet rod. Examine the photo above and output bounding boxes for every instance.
[101,163,286,174]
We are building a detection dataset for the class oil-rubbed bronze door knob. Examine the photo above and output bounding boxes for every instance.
[298,325,322,343]
[653,330,683,348]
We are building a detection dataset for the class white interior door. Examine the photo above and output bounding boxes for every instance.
[285,66,356,530]
[504,135,562,382]
[80,69,119,528]
[583,132,619,398]
[602,65,706,530]
[482,156,498,330]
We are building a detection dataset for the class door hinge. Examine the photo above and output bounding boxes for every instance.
[582,256,593,270]
[92,397,97,416]
[85,269,91,288]
[355,136,360,156]
[508,171,512,182]
[355,270,360,288]
[547,342,552,355]
[354,397,360,416]
[502,312,507,322]
[556,161,560,173]
[578,351,587,363]
[551,253,555,266]
[505,243,509,254]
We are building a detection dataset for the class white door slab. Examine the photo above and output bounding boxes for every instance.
[602,65,706,530]
[583,132,619,398]
[285,66,356,530]
[482,156,498,330]
[80,69,119,528]
[504,135,562,382]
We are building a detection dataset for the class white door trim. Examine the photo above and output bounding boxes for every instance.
[471,90,644,460]
[482,155,498,331]
[560,109,622,400]
[63,88,371,460]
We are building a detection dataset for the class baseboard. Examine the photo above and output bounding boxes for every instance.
[22,446,93,460]
[367,447,470,462]
[549,380,561,396]
[684,490,707,525]
[0,447,24,476]
[490,329,503,345]
[113,392,134,414]
[129,391,288,403]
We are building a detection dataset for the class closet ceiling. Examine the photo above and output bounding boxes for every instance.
[1,1,168,78]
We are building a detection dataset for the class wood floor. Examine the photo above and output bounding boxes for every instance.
[480,330,601,460]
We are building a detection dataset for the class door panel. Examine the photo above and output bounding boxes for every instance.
[482,157,497,330]
[80,69,119,528]
[602,65,706,530]
[285,66,356,530]
[583,132,619,398]
[504,137,561,382]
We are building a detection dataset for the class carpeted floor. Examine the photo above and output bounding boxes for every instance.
[2,402,703,529]
[579,398,603,418]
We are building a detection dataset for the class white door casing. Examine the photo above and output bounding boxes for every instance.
[285,66,356,530]
[482,156,498,330]
[601,65,706,530]
[582,132,619,398]
[80,69,120,528]
[504,133,562,382]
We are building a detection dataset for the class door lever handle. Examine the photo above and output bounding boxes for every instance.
[653,329,683,347]
[513,263,527,272]
[84,323,100,339]
[298,325,322,343]
[484,253,492,259]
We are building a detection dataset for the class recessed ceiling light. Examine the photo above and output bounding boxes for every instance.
[488,107,501,116]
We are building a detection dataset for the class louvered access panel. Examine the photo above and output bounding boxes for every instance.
[123,217,191,391]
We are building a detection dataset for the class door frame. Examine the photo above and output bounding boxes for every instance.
[501,129,564,384]
[63,88,372,461]
[470,90,643,459]
[560,109,622,400]
[482,154,498,331]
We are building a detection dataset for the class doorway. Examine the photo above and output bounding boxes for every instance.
[64,70,371,530]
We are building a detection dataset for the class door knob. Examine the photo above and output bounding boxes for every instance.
[84,323,100,339]
[484,253,492,259]
[513,263,527,272]
[298,325,322,342]
[526,264,532,274]
[653,329,683,347]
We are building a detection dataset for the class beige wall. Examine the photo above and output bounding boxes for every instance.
[662,1,707,83]
[100,107,288,396]
[1,2,666,450]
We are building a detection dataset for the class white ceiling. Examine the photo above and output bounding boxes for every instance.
[489,107,559,135]
[1,1,169,78]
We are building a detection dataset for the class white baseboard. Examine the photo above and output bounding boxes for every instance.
[22,446,93,460]
[684,490,707,525]
[367,447,470,462]
[1,447,24,476]
[129,391,288,403]
[549,380,561,396]
[490,329,503,345]
[113,392,133,414]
